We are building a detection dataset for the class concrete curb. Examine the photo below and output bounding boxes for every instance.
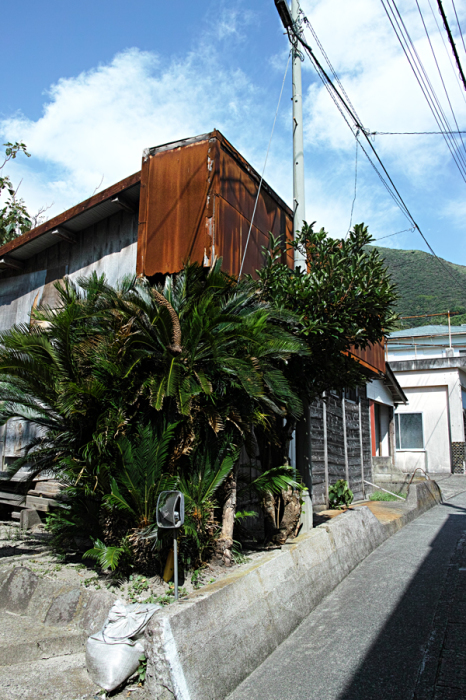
[144,480,442,700]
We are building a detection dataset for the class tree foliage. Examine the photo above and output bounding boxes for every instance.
[0,222,397,570]
[257,222,398,402]
[0,142,32,246]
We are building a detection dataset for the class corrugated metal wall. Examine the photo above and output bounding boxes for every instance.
[137,131,294,277]
[0,210,138,464]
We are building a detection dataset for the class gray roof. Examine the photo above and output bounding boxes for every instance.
[389,324,466,339]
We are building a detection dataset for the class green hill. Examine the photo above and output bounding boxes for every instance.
[366,245,466,327]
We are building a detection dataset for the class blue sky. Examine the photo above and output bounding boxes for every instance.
[2,0,466,265]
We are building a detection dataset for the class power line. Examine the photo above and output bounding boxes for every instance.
[373,227,416,242]
[239,51,291,278]
[380,0,466,181]
[373,130,466,134]
[347,135,359,236]
[415,0,466,158]
[436,0,466,92]
[451,0,466,54]
[283,5,466,297]
[428,0,466,106]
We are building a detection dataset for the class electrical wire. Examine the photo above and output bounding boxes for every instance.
[286,6,466,297]
[415,0,466,157]
[436,0,466,92]
[380,0,466,180]
[239,51,291,278]
[373,227,416,242]
[451,0,466,54]
[347,135,359,236]
[428,0,466,106]
[373,130,466,134]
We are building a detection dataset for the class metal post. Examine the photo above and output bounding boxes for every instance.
[358,397,366,499]
[448,310,452,349]
[291,0,306,269]
[323,397,329,507]
[173,531,178,601]
[342,396,349,485]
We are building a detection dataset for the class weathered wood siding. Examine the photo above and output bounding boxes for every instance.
[0,210,138,467]
[310,389,373,507]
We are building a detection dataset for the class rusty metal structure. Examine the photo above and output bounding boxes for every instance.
[0,129,387,475]
[137,131,294,276]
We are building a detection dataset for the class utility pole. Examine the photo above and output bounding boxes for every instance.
[275,0,306,269]
[291,0,306,269]
[275,1,312,531]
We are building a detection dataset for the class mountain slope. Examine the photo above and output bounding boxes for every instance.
[367,245,466,326]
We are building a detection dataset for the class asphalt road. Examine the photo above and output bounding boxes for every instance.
[228,488,466,700]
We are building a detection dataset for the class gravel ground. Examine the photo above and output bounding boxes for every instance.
[0,520,269,606]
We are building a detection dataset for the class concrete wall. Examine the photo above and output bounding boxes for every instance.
[144,481,442,700]
[393,366,466,473]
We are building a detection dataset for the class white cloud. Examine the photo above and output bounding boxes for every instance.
[300,0,466,184]
[0,40,275,219]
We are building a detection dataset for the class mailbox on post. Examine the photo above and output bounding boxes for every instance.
[156,491,185,529]
[156,491,185,599]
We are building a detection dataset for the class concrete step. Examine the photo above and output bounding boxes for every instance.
[0,652,99,700]
[0,612,86,666]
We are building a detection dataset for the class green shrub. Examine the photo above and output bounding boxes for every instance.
[328,480,354,509]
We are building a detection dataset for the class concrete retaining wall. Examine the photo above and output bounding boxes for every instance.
[0,566,115,637]
[144,480,442,700]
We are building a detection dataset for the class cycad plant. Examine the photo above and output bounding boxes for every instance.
[85,423,178,573]
[107,423,179,528]
[0,261,309,569]
[178,435,238,566]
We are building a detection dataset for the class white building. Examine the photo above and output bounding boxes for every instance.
[387,325,466,474]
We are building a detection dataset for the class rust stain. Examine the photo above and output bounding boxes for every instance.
[136,130,293,278]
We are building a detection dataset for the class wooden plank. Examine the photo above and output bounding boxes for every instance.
[0,499,26,508]
[26,495,59,512]
[0,491,26,503]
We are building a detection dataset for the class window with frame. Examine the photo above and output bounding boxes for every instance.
[395,413,424,450]
[344,387,358,403]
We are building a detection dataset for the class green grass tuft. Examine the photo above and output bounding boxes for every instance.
[369,490,405,501]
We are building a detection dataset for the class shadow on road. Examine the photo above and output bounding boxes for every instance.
[339,509,466,700]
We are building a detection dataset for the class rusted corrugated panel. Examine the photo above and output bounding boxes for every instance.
[137,137,216,276]
[137,130,294,277]
[216,197,293,277]
[219,144,289,238]
[348,340,386,375]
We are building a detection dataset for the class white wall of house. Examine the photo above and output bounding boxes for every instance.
[394,367,466,473]
[367,379,394,407]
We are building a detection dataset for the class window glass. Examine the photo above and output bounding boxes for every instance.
[396,413,423,449]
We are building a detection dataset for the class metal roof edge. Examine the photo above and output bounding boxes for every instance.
[384,363,408,404]
[0,170,141,260]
